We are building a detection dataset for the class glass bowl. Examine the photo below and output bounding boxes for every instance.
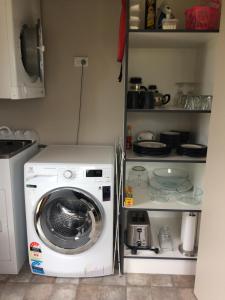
[153,168,189,189]
[177,187,203,206]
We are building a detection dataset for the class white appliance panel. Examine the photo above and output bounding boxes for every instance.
[0,190,11,261]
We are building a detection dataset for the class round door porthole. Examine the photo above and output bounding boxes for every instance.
[35,187,104,254]
[20,22,40,81]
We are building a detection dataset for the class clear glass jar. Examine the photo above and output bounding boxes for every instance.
[128,166,149,188]
[158,225,174,252]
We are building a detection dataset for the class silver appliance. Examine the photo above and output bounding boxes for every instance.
[126,210,158,255]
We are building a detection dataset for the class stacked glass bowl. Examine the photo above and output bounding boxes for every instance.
[149,168,202,205]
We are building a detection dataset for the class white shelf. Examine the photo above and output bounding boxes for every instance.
[126,150,206,163]
[124,186,202,211]
[124,258,196,275]
[124,215,197,260]
[127,107,211,113]
[129,31,219,48]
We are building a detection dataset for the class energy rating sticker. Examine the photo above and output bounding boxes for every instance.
[29,242,42,260]
[31,260,45,275]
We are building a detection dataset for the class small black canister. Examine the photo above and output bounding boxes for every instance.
[127,77,147,109]
[144,91,155,109]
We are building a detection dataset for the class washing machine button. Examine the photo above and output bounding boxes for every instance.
[63,170,73,179]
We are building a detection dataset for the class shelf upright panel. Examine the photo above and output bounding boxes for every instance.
[120,0,131,275]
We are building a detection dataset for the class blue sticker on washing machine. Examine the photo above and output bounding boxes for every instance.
[31,260,45,275]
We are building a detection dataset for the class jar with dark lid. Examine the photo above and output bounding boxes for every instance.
[148,85,158,92]
[130,77,147,91]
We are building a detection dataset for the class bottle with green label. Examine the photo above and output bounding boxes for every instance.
[145,0,156,29]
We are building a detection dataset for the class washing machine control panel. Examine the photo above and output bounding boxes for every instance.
[59,167,112,183]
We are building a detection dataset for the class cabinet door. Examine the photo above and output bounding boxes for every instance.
[0,190,11,261]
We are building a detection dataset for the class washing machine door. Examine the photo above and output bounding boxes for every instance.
[20,19,44,82]
[35,187,104,254]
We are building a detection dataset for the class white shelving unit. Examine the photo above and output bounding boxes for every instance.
[122,0,220,276]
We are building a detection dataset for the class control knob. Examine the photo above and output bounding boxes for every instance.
[63,170,73,179]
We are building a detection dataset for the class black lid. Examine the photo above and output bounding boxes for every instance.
[148,85,157,90]
[130,77,142,84]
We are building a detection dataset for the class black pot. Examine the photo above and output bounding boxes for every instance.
[160,132,181,148]
[127,91,145,109]
[142,91,155,109]
[171,131,190,144]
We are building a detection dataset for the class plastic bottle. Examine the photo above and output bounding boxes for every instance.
[126,125,133,150]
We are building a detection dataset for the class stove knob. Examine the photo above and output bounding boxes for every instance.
[63,170,73,179]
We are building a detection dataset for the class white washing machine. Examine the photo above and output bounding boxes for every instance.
[24,145,114,277]
[0,0,45,99]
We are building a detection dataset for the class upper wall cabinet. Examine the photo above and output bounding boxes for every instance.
[0,0,45,100]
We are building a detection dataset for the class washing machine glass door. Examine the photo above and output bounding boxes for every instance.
[35,187,104,254]
[20,19,44,82]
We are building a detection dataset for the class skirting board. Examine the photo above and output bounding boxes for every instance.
[124,258,196,275]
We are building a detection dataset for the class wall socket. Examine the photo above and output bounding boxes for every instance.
[74,57,88,67]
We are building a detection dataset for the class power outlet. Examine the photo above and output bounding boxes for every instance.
[74,57,88,67]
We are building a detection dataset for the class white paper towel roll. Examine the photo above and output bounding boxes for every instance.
[181,212,189,243]
[182,213,197,252]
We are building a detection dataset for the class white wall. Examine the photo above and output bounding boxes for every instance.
[0,0,124,145]
[195,2,225,300]
[128,48,198,101]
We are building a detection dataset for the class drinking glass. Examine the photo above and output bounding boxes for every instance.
[201,95,213,111]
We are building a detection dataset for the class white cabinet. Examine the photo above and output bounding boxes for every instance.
[122,1,221,276]
[0,0,45,100]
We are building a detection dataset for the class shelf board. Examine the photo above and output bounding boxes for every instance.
[126,150,207,163]
[129,31,219,48]
[124,215,197,260]
[129,29,219,33]
[124,186,202,212]
[127,107,211,113]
